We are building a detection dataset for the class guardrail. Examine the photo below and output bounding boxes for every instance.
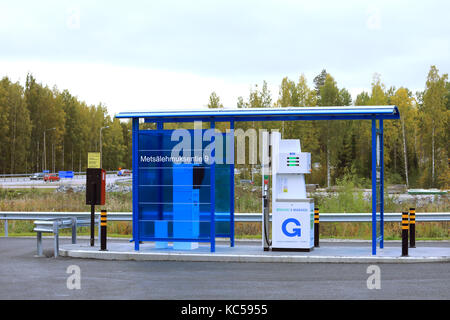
[235,212,450,222]
[34,217,92,257]
[1,211,449,237]
[0,171,119,182]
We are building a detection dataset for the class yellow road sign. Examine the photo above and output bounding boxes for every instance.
[87,152,101,168]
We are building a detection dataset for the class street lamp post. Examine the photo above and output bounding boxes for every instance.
[52,143,55,173]
[43,127,56,172]
[100,126,110,168]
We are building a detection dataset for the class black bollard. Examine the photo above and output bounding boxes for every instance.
[314,207,320,247]
[409,208,416,248]
[100,210,107,251]
[401,211,409,257]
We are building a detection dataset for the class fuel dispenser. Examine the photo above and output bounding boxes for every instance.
[262,131,314,251]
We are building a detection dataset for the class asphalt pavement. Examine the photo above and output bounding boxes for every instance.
[0,237,449,300]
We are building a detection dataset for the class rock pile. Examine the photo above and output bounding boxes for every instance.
[56,183,132,194]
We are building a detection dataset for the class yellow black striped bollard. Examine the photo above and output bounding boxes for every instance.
[409,208,416,248]
[314,207,319,247]
[100,210,107,251]
[401,211,409,257]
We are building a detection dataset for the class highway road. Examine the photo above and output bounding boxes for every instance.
[0,174,127,188]
[0,237,449,300]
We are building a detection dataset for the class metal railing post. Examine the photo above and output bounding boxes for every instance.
[37,231,43,256]
[53,220,59,258]
[4,218,8,237]
[71,217,77,244]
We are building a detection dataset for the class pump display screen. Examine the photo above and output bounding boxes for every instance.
[287,156,300,166]
[277,152,311,173]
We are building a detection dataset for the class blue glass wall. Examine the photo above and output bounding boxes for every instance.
[136,129,232,242]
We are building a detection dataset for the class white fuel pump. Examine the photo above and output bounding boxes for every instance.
[262,131,314,251]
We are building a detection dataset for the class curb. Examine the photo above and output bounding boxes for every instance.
[5,236,450,243]
[59,248,450,264]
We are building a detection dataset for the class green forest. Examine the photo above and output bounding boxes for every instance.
[0,66,448,189]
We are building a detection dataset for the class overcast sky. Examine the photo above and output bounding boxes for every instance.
[0,0,448,116]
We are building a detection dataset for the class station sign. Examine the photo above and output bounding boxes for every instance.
[87,152,101,169]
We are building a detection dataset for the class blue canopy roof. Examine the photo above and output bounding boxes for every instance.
[115,105,400,122]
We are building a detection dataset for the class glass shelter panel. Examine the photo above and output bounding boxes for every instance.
[376,133,381,243]
[137,129,231,242]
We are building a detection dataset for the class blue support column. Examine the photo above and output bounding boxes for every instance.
[229,120,235,247]
[132,118,140,251]
[210,121,216,252]
[155,121,168,249]
[157,122,163,221]
[380,119,384,249]
[371,118,377,255]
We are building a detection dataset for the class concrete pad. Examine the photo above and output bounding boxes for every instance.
[59,241,450,264]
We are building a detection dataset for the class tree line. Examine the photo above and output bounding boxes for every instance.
[0,66,448,189]
[0,74,131,174]
[208,66,449,189]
